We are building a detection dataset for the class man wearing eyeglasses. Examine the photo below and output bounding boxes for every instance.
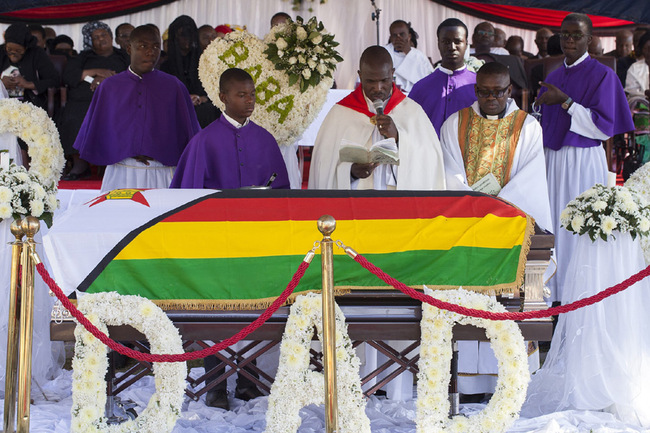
[536,13,634,304]
[440,61,552,232]
[470,22,509,56]
[439,61,552,398]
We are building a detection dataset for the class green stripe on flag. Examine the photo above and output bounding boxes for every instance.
[87,246,522,302]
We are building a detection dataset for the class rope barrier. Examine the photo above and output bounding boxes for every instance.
[36,261,310,363]
[353,254,650,320]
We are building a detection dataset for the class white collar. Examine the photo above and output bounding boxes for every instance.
[439,64,467,75]
[222,112,250,128]
[564,51,589,68]
[363,91,391,113]
[128,66,142,79]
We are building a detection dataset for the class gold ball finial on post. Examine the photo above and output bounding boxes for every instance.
[317,215,336,237]
[20,216,40,241]
[10,218,24,241]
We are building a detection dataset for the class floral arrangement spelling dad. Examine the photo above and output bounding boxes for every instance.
[199,16,342,146]
[0,98,64,227]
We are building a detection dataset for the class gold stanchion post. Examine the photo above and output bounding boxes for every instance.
[4,218,24,433]
[317,215,339,433]
[16,216,39,433]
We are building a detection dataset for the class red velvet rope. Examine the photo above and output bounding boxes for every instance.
[36,262,310,363]
[354,254,650,320]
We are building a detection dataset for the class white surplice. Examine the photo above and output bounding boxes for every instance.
[440,99,552,232]
[625,59,648,99]
[384,43,434,94]
[440,99,549,394]
[308,92,445,191]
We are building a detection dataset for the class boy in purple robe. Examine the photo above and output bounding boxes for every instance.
[409,18,477,136]
[73,25,200,191]
[536,13,634,303]
[170,68,290,189]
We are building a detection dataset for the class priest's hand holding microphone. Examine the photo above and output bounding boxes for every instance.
[351,99,399,179]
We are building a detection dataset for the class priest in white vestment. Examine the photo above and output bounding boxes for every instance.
[308,46,445,192]
[309,46,444,400]
[383,20,433,94]
[440,61,551,395]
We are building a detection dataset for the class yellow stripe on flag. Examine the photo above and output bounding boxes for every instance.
[114,215,527,260]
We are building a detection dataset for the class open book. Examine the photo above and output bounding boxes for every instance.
[338,138,399,165]
[471,172,501,196]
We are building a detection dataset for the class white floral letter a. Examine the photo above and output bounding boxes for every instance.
[264,293,370,433]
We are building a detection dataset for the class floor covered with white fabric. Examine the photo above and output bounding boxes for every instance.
[4,368,648,433]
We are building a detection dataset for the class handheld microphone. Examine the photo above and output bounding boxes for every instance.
[372,99,384,116]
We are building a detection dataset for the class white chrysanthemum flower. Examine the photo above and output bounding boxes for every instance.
[640,218,650,233]
[302,68,311,79]
[308,59,317,69]
[0,202,12,219]
[601,215,617,235]
[29,199,44,217]
[298,54,305,63]
[140,302,155,317]
[46,192,58,211]
[571,215,584,232]
[296,26,308,40]
[14,172,29,182]
[0,186,12,202]
[592,200,607,211]
[288,56,297,65]
[621,199,639,213]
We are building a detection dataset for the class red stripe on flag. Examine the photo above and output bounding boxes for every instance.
[161,195,526,223]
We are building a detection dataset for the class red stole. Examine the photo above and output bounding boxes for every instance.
[337,84,406,118]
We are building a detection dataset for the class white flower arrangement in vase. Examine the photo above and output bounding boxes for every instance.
[560,183,650,242]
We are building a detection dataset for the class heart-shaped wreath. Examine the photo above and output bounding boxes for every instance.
[198,17,342,147]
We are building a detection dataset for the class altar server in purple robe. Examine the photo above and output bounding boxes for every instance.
[170,68,290,189]
[536,13,634,303]
[409,18,477,136]
[73,25,200,191]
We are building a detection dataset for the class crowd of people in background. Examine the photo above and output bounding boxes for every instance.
[1,14,648,180]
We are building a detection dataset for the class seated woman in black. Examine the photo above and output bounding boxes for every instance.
[58,21,129,180]
[0,23,59,166]
[0,23,58,110]
[160,15,220,128]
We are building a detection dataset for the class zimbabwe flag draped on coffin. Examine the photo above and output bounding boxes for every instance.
[77,189,533,310]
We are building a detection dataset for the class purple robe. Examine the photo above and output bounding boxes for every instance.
[170,116,290,189]
[73,69,201,166]
[541,57,634,151]
[409,68,477,136]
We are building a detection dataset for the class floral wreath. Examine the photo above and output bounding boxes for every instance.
[198,27,337,147]
[417,288,529,433]
[70,292,186,433]
[265,293,370,433]
[0,98,64,226]
[625,162,650,263]
[560,183,650,242]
